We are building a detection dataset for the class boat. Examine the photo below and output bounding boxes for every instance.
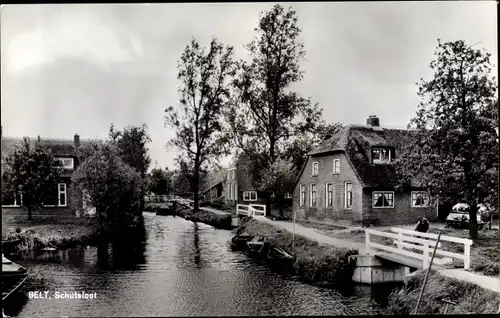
[230,232,253,251]
[2,239,22,254]
[246,236,267,256]
[2,254,28,301]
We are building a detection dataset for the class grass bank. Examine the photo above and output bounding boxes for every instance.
[239,218,358,288]
[2,216,101,251]
[176,206,232,230]
[386,269,500,314]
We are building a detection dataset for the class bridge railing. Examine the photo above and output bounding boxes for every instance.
[365,228,473,270]
[236,204,266,217]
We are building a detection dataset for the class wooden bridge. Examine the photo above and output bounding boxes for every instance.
[365,227,472,270]
[236,204,267,218]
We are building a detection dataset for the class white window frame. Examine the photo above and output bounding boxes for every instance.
[333,159,340,174]
[285,192,293,199]
[55,157,74,169]
[299,185,306,207]
[325,183,333,208]
[372,148,391,164]
[310,184,317,207]
[2,192,23,207]
[344,182,352,210]
[58,183,67,207]
[372,191,395,208]
[411,191,429,208]
[243,191,257,202]
[312,162,319,176]
[235,184,238,201]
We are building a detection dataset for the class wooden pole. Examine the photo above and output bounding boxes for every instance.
[292,207,296,258]
[413,231,443,315]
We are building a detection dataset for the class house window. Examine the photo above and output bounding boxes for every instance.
[373,191,394,208]
[310,184,317,207]
[2,192,23,207]
[299,185,306,207]
[58,183,67,206]
[345,182,352,209]
[312,162,318,176]
[232,170,235,180]
[326,183,333,208]
[243,191,257,201]
[411,191,429,208]
[55,157,74,169]
[333,159,340,174]
[372,148,391,164]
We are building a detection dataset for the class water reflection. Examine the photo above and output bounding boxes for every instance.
[4,213,394,317]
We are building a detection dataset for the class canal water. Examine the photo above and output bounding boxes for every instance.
[4,212,397,317]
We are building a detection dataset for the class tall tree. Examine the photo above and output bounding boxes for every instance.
[2,138,61,220]
[225,5,325,213]
[165,37,235,211]
[108,124,152,177]
[396,40,498,239]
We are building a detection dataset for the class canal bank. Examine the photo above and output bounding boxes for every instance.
[236,218,358,288]
[2,216,101,252]
[3,212,389,317]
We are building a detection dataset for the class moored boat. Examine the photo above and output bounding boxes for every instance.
[2,254,28,301]
[230,232,253,251]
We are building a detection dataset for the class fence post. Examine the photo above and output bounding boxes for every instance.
[365,230,371,254]
[464,243,471,270]
[422,241,430,269]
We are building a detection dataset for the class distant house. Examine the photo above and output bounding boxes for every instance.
[225,154,267,206]
[1,134,95,217]
[293,115,437,226]
[200,168,227,201]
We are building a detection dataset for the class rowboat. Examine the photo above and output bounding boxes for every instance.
[230,232,253,251]
[2,254,28,301]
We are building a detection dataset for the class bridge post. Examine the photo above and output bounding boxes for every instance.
[365,230,372,254]
[464,244,471,270]
[422,242,430,269]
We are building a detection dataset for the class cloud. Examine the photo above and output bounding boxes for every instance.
[2,8,143,73]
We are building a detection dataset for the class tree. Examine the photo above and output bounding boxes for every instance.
[225,5,323,211]
[254,159,296,217]
[165,37,235,211]
[2,137,61,220]
[396,40,498,239]
[149,167,169,195]
[72,142,145,226]
[109,124,152,177]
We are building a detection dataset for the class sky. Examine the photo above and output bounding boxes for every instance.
[1,2,497,171]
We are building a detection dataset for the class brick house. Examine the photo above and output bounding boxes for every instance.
[225,154,267,207]
[292,115,437,226]
[1,134,94,217]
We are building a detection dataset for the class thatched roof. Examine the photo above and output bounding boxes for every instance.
[308,125,418,188]
[1,136,95,159]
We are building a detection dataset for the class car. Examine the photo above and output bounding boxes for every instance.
[446,203,485,229]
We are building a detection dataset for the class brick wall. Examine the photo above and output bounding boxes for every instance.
[293,152,363,224]
[2,181,82,217]
[362,189,438,226]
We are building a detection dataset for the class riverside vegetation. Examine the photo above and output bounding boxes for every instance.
[2,216,101,251]
[238,218,358,288]
[386,270,500,314]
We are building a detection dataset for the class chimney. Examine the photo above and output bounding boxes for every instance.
[366,115,380,127]
[74,134,80,148]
